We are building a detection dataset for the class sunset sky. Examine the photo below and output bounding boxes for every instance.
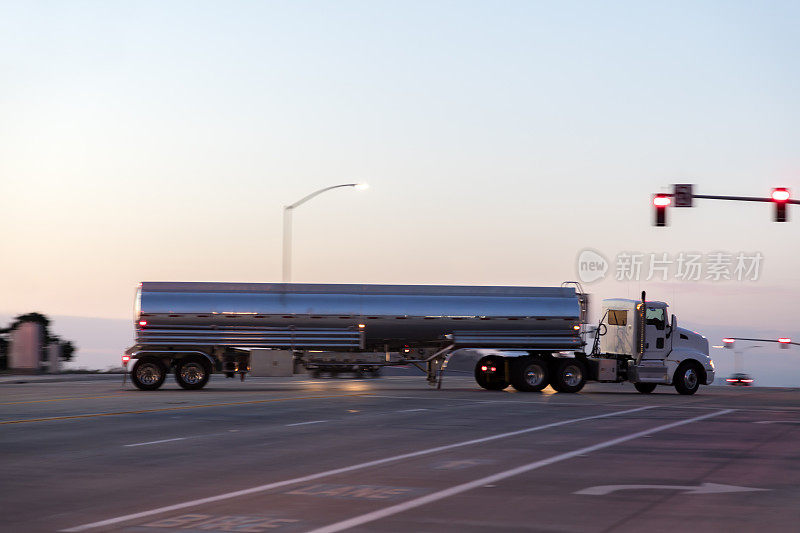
[1,1,798,380]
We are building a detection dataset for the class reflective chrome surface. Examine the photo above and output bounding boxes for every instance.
[179,362,207,385]
[562,364,583,387]
[134,362,163,385]
[135,282,582,349]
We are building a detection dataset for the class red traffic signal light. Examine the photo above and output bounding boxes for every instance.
[653,195,670,226]
[772,188,790,202]
[722,338,735,349]
[771,188,790,222]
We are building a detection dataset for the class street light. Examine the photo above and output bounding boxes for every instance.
[282,183,369,282]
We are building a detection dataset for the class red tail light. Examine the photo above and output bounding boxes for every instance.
[481,365,488,372]
[138,320,147,327]
[122,355,130,364]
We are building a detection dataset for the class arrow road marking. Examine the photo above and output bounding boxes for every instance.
[575,483,769,496]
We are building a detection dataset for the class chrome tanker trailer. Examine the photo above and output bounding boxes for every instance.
[124,282,714,395]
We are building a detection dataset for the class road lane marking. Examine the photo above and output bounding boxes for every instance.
[305,409,734,533]
[124,437,188,447]
[60,405,652,532]
[286,420,328,427]
[575,482,767,495]
[396,408,428,413]
[754,420,800,424]
[0,394,130,406]
[0,394,366,425]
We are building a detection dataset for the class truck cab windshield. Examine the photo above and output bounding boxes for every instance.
[645,307,666,330]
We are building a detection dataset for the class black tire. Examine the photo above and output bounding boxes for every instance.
[311,369,321,378]
[634,382,657,394]
[551,358,586,393]
[174,356,211,390]
[674,361,701,395]
[370,368,382,378]
[130,356,167,391]
[474,356,509,390]
[510,358,549,392]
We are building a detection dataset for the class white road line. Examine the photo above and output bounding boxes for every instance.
[306,409,735,533]
[59,405,652,532]
[396,408,429,413]
[123,437,187,447]
[286,420,328,427]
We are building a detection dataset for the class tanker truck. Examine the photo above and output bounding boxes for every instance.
[123,282,715,395]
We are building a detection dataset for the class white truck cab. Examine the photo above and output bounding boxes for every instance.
[599,297,714,394]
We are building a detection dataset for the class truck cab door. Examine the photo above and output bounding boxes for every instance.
[641,305,670,361]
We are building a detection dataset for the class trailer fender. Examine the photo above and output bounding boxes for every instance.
[128,350,216,372]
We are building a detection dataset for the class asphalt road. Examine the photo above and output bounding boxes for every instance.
[1,373,799,533]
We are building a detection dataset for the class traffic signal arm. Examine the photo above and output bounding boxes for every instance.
[659,193,799,205]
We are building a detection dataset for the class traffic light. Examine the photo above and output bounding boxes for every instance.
[653,194,670,226]
[771,188,790,222]
[722,338,735,349]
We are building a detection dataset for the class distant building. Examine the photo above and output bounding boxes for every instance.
[2,314,73,373]
[9,321,44,371]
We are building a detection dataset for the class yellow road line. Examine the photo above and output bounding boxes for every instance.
[0,393,366,425]
[0,394,131,406]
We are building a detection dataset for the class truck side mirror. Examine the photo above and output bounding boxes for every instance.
[667,314,676,337]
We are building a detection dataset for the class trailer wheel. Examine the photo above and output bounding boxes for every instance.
[174,357,211,390]
[475,356,509,390]
[674,361,701,395]
[130,356,167,391]
[510,358,549,392]
[551,359,586,393]
[634,382,657,394]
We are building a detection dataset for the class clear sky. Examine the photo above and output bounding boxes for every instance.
[1,1,798,376]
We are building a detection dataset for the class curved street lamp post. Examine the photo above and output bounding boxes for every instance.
[282,183,368,282]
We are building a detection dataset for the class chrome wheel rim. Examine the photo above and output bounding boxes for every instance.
[180,362,206,385]
[524,365,545,387]
[683,368,698,389]
[562,365,582,387]
[136,363,162,385]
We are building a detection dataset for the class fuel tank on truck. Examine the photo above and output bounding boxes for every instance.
[135,282,583,350]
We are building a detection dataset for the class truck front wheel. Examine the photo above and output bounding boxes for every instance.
[551,359,586,393]
[510,358,549,392]
[175,357,211,390]
[131,356,167,391]
[673,362,701,395]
